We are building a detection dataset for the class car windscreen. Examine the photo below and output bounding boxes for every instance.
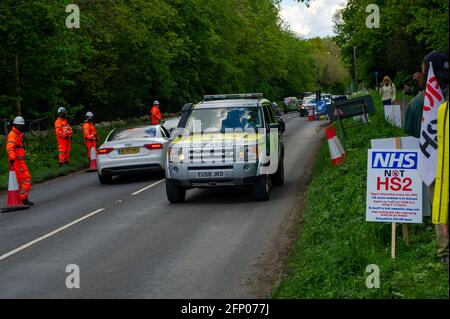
[303,98,316,104]
[108,126,157,141]
[185,107,263,133]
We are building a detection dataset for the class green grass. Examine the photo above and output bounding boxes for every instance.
[0,122,144,190]
[272,91,449,299]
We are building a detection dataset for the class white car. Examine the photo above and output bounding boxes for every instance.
[97,124,170,184]
[302,96,317,110]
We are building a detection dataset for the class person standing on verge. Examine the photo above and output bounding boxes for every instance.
[379,76,396,105]
[55,107,73,165]
[6,116,33,206]
[404,72,425,138]
[150,100,162,125]
[82,111,98,162]
[422,51,449,266]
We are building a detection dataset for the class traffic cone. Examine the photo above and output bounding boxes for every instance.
[307,107,315,121]
[1,164,29,212]
[85,146,98,172]
[325,125,345,166]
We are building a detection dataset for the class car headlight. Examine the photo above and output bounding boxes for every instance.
[237,144,258,162]
[169,146,185,163]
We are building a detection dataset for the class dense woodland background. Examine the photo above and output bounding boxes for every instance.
[0,0,448,122]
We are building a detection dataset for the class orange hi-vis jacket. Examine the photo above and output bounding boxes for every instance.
[55,117,72,163]
[6,127,32,200]
[82,121,97,141]
[150,106,162,125]
[6,127,26,161]
[55,118,73,138]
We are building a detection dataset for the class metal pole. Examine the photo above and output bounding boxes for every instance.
[353,46,357,91]
[15,54,22,115]
[375,72,378,91]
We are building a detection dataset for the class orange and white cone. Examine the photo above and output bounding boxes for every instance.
[325,125,345,166]
[307,107,315,121]
[85,147,98,172]
[1,164,29,212]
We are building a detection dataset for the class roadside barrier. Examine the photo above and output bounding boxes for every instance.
[325,125,345,166]
[1,164,29,212]
[86,147,98,172]
[307,108,315,121]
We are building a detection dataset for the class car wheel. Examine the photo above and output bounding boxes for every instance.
[166,179,186,203]
[271,158,284,186]
[252,174,271,201]
[98,173,113,184]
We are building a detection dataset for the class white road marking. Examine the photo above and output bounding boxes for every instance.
[0,208,106,262]
[131,179,165,196]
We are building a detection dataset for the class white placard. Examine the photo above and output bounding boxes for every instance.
[371,137,431,217]
[366,149,422,224]
[384,105,402,128]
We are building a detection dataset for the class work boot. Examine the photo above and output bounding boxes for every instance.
[22,198,34,206]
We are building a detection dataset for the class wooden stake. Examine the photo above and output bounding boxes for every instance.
[391,222,396,259]
[394,137,410,247]
[402,224,410,246]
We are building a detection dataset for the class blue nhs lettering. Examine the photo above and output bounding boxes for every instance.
[371,152,417,169]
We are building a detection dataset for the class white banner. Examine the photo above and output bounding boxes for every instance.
[384,104,402,128]
[418,62,444,186]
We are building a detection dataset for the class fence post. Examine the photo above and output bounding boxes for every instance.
[2,119,8,136]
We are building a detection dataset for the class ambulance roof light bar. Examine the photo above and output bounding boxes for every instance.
[203,93,263,101]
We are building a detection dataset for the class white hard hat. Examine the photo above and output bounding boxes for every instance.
[153,100,160,105]
[13,116,25,125]
[58,107,67,114]
[86,111,94,117]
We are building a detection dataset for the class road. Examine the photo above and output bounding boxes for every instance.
[0,114,324,298]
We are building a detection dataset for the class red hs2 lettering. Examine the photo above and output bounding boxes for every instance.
[377,176,412,191]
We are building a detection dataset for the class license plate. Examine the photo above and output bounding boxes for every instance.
[118,147,140,155]
[196,171,225,178]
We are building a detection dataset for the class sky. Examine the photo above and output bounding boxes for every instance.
[280,0,348,38]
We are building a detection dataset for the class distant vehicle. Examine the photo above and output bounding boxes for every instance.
[322,94,332,104]
[301,96,329,117]
[97,124,171,184]
[303,91,313,98]
[300,96,317,117]
[283,97,298,113]
[332,95,348,103]
[271,102,282,116]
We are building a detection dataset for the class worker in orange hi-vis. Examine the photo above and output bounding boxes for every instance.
[81,111,98,160]
[150,100,163,125]
[54,107,73,165]
[6,116,33,206]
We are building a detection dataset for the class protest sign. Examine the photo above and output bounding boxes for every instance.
[371,137,431,217]
[366,149,423,224]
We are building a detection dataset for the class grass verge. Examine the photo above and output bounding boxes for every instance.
[272,92,449,298]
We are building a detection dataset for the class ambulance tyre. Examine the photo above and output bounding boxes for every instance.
[166,179,186,203]
[98,173,113,184]
[252,174,271,201]
[271,158,284,186]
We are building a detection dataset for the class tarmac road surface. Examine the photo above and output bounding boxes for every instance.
[0,113,323,298]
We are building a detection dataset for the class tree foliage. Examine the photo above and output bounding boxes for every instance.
[334,0,449,89]
[0,0,324,120]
